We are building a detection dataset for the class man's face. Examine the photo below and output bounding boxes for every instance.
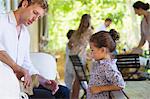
[21,4,45,26]
[105,21,112,27]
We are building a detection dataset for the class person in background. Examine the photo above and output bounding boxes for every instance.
[97,18,112,32]
[68,14,93,99]
[133,1,150,53]
[64,29,75,90]
[87,31,125,99]
[0,0,69,98]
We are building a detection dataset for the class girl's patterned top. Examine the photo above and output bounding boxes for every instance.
[87,59,125,99]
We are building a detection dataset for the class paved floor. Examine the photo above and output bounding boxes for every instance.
[124,81,150,99]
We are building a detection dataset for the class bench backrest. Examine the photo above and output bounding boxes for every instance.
[116,54,140,68]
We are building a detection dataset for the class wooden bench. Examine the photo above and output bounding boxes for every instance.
[116,54,146,81]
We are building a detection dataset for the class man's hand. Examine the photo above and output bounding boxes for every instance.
[37,75,59,95]
[15,66,32,88]
[44,80,59,95]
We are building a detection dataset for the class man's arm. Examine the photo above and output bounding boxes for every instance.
[0,50,21,72]
[22,42,59,93]
[0,50,31,87]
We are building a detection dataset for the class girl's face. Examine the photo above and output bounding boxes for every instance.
[90,42,106,61]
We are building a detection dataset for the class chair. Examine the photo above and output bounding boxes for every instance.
[69,55,89,99]
[116,54,146,81]
[30,52,57,80]
[30,52,70,99]
[144,59,150,79]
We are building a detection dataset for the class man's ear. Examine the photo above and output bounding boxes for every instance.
[21,0,29,8]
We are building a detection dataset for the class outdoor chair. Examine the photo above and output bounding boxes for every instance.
[30,52,57,80]
[69,55,89,99]
[144,59,150,79]
[116,54,146,81]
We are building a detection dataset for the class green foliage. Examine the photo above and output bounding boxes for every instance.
[45,0,148,53]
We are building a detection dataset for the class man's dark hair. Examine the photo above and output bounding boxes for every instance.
[67,30,75,39]
[105,18,112,22]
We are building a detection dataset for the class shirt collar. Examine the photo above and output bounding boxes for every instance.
[8,11,17,25]
[97,59,117,64]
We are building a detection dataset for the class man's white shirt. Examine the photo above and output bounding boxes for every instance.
[0,11,39,75]
[96,23,106,32]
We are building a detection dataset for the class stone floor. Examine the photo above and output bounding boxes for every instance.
[124,81,150,99]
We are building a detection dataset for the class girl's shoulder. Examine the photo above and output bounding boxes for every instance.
[99,59,117,70]
[99,59,116,65]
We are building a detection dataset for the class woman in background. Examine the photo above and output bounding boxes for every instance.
[133,1,150,53]
[68,14,93,99]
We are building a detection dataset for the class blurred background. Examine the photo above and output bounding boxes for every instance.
[0,0,149,80]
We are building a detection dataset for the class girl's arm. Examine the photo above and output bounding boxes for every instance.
[90,84,122,94]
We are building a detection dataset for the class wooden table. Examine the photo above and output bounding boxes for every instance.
[124,81,150,99]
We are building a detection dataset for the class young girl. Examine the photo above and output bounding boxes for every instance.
[87,31,125,99]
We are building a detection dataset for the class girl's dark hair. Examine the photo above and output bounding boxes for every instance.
[133,1,149,10]
[66,30,75,39]
[90,31,116,52]
[109,29,120,42]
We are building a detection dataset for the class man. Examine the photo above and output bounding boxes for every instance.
[97,18,112,31]
[0,0,69,98]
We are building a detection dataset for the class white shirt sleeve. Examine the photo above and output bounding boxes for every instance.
[0,18,5,51]
[22,39,39,75]
[96,23,106,32]
[0,41,5,51]
[22,52,40,75]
